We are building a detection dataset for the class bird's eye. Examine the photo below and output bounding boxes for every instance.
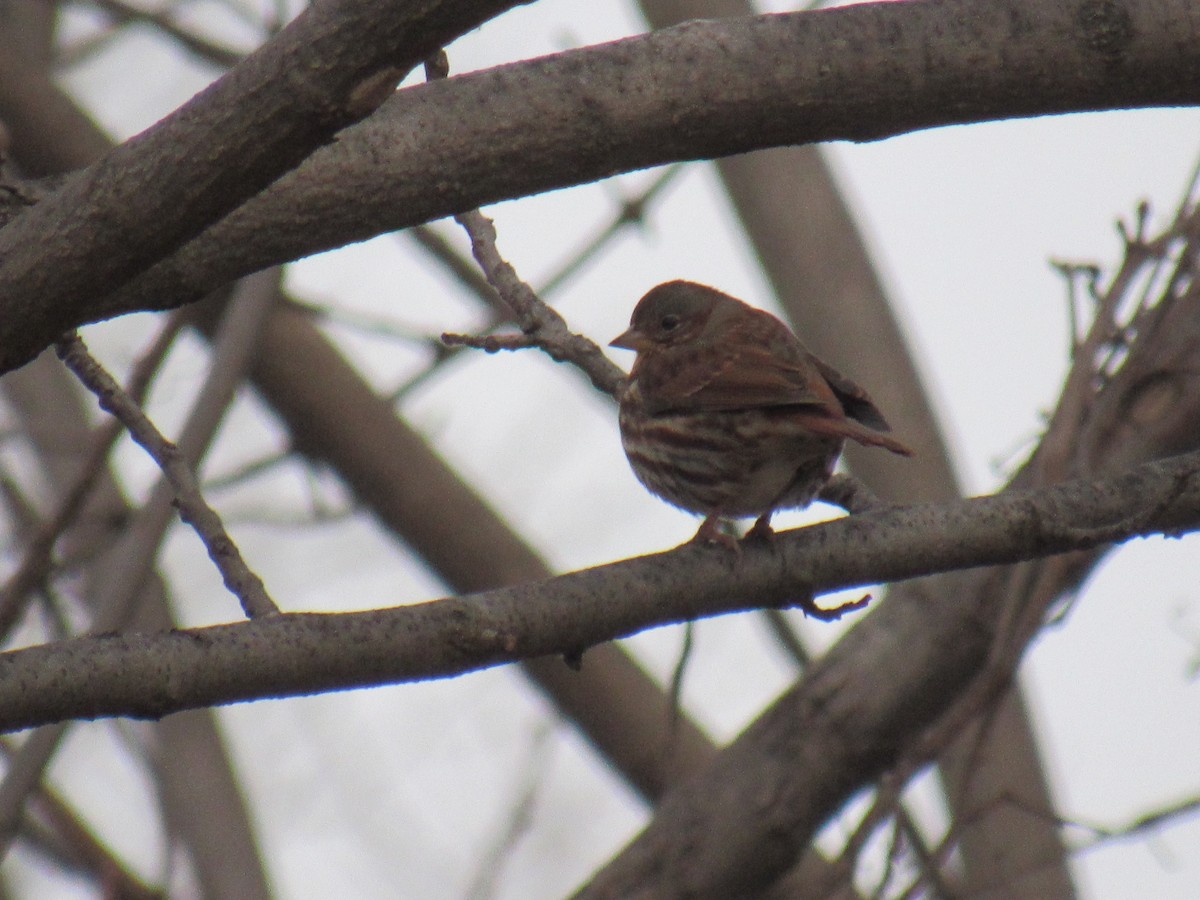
[660,314,681,332]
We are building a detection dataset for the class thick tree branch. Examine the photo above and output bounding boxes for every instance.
[0,448,1197,733]
[0,0,532,372]
[20,0,1191,373]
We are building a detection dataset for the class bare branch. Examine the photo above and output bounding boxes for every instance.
[0,447,1198,732]
[0,724,68,857]
[0,730,160,897]
[5,1,1199,371]
[56,334,279,619]
[1072,794,1200,849]
[464,722,556,900]
[182,293,719,805]
[580,191,1200,896]
[536,164,686,297]
[441,330,543,355]
[85,0,246,68]
[452,209,626,398]
[0,313,184,639]
[402,166,680,399]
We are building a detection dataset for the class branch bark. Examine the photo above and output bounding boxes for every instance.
[0,16,273,897]
[1,355,275,899]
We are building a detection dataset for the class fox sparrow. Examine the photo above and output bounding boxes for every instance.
[610,280,913,546]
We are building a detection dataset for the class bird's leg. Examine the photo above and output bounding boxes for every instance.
[745,512,777,542]
[692,515,740,552]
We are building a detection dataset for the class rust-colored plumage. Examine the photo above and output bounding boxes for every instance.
[611,280,912,545]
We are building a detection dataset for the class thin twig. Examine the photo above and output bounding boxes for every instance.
[759,607,948,898]
[0,313,185,640]
[536,164,686,297]
[87,0,245,67]
[0,282,285,855]
[55,329,279,619]
[839,189,1200,899]
[410,54,673,404]
[450,209,626,398]
[204,447,293,493]
[868,818,903,900]
[1071,793,1200,849]
[897,789,1200,900]
[760,609,811,669]
[440,332,541,354]
[402,167,679,402]
[422,51,626,400]
[0,736,161,898]
[0,723,69,858]
[291,297,447,345]
[464,721,556,900]
[405,223,504,310]
[666,621,694,735]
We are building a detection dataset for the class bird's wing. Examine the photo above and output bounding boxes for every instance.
[649,343,841,414]
[638,344,915,457]
[811,357,893,432]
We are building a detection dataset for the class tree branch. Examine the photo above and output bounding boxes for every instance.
[0,447,1197,733]
[0,314,183,639]
[0,0,532,372]
[449,209,626,397]
[28,0,1195,375]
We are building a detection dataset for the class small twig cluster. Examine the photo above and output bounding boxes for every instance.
[445,209,626,399]
[826,184,1200,897]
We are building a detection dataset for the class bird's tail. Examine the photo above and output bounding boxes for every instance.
[794,413,915,457]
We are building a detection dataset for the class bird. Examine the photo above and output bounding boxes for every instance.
[610,280,912,547]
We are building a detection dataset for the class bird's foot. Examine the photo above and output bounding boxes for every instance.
[745,514,777,542]
[691,516,740,553]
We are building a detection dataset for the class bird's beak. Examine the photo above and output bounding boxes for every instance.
[609,328,646,352]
